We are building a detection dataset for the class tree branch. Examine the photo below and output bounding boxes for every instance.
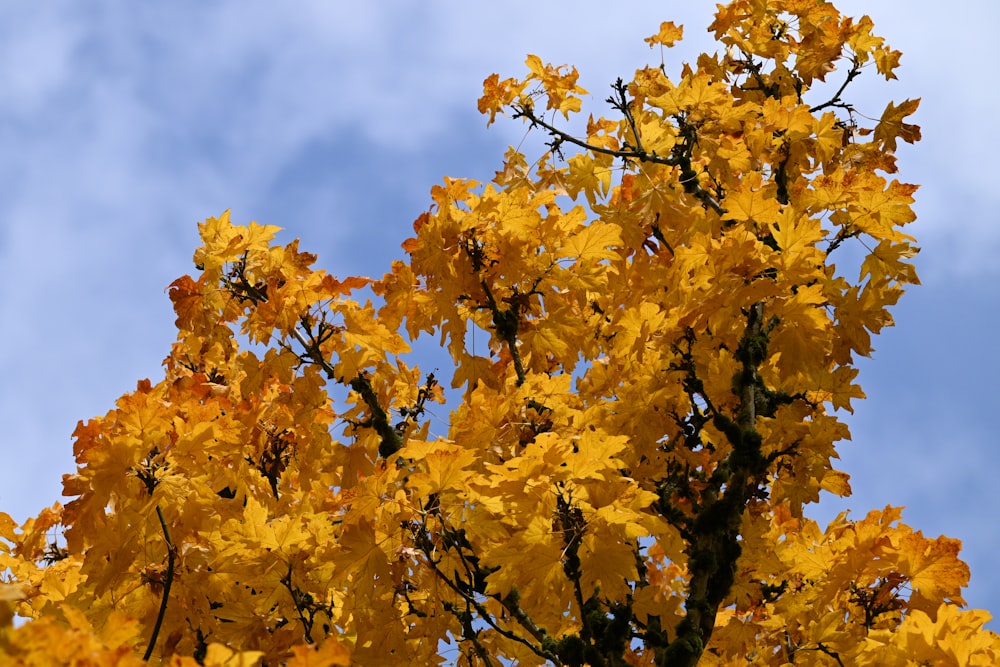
[607,78,645,155]
[413,515,557,663]
[808,60,862,114]
[143,505,176,661]
[288,313,403,458]
[447,599,495,667]
[512,103,724,216]
[427,556,555,662]
[664,306,773,666]
[220,258,404,459]
[281,562,317,644]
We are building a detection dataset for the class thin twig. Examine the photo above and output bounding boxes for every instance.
[607,78,644,154]
[288,318,402,457]
[514,104,674,167]
[415,527,555,662]
[809,61,862,114]
[799,643,846,667]
[513,104,725,216]
[454,599,495,667]
[144,505,176,661]
[478,280,527,386]
[282,562,315,644]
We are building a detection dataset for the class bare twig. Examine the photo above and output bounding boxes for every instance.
[514,103,672,167]
[799,643,846,667]
[809,60,862,114]
[607,78,644,154]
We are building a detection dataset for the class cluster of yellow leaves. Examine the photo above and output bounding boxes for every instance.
[710,504,1000,664]
[0,591,269,667]
[1,1,995,666]
[479,55,587,125]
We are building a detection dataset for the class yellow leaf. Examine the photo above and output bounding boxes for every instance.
[558,222,622,263]
[772,211,824,261]
[483,516,566,600]
[286,641,352,667]
[897,532,969,611]
[722,174,782,225]
[644,21,684,47]
[580,533,638,600]
[202,643,264,667]
[194,210,281,273]
[874,98,921,152]
[523,55,587,119]
[566,431,628,480]
[478,73,528,125]
[0,582,30,602]
[403,440,478,496]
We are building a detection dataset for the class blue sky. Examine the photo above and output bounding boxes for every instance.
[1,1,997,626]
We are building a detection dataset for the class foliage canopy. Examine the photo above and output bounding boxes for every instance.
[3,1,998,665]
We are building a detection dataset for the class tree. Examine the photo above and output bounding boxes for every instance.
[2,1,998,665]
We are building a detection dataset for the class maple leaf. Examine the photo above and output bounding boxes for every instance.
[722,173,782,225]
[895,532,970,611]
[479,73,528,126]
[874,98,921,152]
[523,55,587,119]
[579,532,638,600]
[336,518,392,584]
[194,210,281,274]
[557,221,622,264]
[644,21,684,48]
[402,439,478,497]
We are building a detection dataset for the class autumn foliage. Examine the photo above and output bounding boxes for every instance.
[2,1,998,665]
